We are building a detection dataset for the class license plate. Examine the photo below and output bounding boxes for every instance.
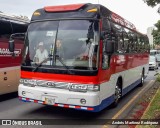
[45,97,55,105]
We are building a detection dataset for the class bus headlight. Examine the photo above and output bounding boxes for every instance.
[87,85,100,91]
[19,79,24,84]
[69,84,87,92]
[69,84,100,92]
[19,78,36,87]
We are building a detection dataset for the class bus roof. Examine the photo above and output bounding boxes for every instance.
[31,3,145,34]
[0,12,30,24]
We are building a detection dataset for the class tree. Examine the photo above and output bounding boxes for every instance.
[152,20,160,45]
[144,0,160,46]
[144,0,160,7]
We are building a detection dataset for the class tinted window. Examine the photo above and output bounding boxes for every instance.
[0,19,12,39]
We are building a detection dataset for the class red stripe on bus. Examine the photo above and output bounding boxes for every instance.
[21,71,99,84]
[54,104,58,106]
[34,100,38,103]
[87,107,94,111]
[26,98,30,101]
[64,105,69,108]
[75,106,81,109]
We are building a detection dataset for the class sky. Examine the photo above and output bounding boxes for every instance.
[0,0,159,34]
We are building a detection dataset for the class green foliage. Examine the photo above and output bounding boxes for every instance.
[156,74,160,82]
[144,0,160,7]
[154,20,160,30]
[155,72,160,82]
[152,20,160,45]
[144,0,160,45]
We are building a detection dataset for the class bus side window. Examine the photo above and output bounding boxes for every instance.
[117,32,124,53]
[141,37,145,53]
[132,34,137,53]
[137,35,141,53]
[0,19,12,40]
[124,28,135,53]
[123,31,129,53]
[101,18,111,69]
[138,34,147,53]
[111,23,124,54]
[144,38,150,53]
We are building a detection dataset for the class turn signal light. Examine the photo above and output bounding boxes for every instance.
[87,8,98,12]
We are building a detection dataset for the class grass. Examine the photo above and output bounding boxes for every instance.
[156,73,160,82]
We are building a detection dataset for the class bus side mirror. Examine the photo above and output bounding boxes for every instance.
[9,39,15,52]
[105,40,114,54]
[8,33,25,53]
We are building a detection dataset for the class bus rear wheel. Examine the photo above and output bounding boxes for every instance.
[111,80,122,107]
[139,70,144,87]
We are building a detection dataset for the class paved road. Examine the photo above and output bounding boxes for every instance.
[0,69,159,128]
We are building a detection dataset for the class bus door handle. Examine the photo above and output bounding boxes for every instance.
[4,77,7,81]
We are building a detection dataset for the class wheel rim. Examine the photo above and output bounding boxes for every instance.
[114,84,121,103]
[141,72,144,84]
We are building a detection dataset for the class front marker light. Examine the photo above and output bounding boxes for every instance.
[22,91,26,96]
[19,79,24,84]
[80,99,86,104]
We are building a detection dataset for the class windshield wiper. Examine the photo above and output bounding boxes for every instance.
[33,55,52,72]
[33,54,73,74]
[55,55,73,74]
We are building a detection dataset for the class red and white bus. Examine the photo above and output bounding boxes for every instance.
[9,3,149,112]
[0,13,28,95]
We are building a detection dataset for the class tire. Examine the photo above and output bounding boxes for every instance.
[111,80,122,107]
[139,70,144,87]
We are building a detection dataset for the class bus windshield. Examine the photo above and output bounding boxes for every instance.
[24,20,99,70]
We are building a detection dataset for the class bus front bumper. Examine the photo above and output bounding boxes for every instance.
[18,84,101,112]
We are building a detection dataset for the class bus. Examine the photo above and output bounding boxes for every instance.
[9,3,150,112]
[0,12,28,95]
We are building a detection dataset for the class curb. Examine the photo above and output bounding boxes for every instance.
[135,85,160,128]
[126,80,157,128]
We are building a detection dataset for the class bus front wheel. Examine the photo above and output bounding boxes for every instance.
[111,80,122,107]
